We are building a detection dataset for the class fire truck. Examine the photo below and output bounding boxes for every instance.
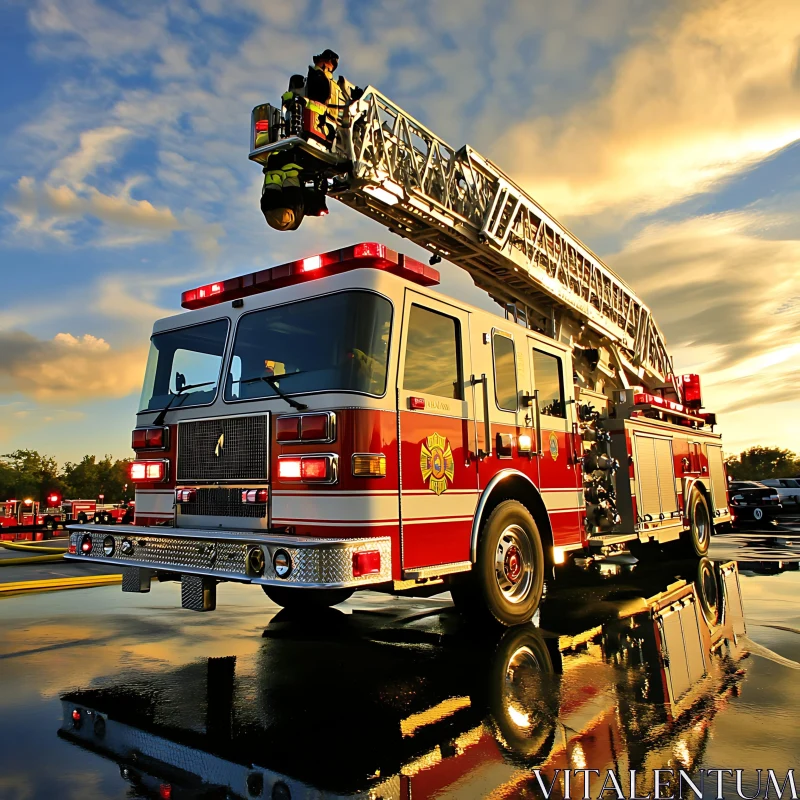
[66,83,731,623]
[0,493,71,539]
[0,497,133,540]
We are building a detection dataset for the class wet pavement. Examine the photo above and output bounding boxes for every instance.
[0,537,121,584]
[0,522,798,799]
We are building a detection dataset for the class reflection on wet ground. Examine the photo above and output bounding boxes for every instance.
[0,524,798,799]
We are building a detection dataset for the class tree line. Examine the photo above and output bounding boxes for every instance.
[723,446,799,481]
[0,450,132,506]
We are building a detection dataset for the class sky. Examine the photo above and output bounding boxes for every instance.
[0,0,799,464]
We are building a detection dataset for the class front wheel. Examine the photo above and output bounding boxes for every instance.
[451,500,545,626]
[262,585,354,610]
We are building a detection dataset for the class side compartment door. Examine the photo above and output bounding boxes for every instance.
[397,292,478,570]
[528,340,583,545]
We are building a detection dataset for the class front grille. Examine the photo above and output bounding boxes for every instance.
[177,415,269,483]
[179,488,267,519]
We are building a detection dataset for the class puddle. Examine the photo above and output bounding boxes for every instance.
[0,547,797,799]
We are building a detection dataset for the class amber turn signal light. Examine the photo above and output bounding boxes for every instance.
[352,454,386,477]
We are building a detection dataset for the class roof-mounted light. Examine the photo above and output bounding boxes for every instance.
[181,242,440,309]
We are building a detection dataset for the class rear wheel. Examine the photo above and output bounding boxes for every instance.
[451,500,544,626]
[680,490,711,557]
[76,512,88,525]
[262,585,354,610]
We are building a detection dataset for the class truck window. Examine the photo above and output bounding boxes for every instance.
[139,319,229,412]
[403,305,462,399]
[532,349,565,418]
[226,291,392,401]
[493,332,517,410]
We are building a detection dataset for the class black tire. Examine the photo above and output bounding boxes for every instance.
[486,626,557,762]
[44,516,56,531]
[694,557,720,625]
[451,500,545,626]
[76,512,88,525]
[679,490,711,557]
[262,585,354,610]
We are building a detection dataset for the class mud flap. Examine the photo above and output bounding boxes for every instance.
[121,567,153,593]
[181,574,216,612]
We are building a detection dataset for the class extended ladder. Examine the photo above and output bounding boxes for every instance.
[331,88,677,398]
[250,86,678,399]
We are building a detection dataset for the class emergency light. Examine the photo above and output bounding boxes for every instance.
[680,374,702,409]
[130,460,168,482]
[181,243,440,310]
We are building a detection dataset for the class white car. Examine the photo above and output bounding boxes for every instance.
[759,478,800,505]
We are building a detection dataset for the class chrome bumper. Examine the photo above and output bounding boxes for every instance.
[66,525,392,589]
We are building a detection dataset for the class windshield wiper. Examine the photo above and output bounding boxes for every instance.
[152,380,217,425]
[239,373,308,411]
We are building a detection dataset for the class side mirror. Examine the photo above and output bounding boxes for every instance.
[521,393,535,407]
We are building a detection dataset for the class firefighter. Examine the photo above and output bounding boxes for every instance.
[260,149,305,231]
[306,49,342,117]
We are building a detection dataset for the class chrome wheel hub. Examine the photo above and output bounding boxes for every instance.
[495,524,533,603]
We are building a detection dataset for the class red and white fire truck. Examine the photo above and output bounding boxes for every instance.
[67,84,731,623]
[1,497,133,540]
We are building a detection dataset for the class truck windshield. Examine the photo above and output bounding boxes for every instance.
[138,319,229,412]
[226,291,392,401]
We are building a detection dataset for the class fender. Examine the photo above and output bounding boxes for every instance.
[683,476,710,507]
[470,469,547,562]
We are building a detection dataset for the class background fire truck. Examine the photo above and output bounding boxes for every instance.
[67,78,731,624]
[1,496,133,540]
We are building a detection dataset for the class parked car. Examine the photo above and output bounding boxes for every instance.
[728,481,782,523]
[758,478,800,505]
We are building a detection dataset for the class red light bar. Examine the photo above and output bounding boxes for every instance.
[633,393,706,422]
[680,373,702,408]
[181,243,441,309]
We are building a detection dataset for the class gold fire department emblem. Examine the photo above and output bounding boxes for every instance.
[420,433,455,495]
[549,432,559,461]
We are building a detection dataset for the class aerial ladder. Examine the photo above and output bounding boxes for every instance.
[250,85,681,405]
[250,83,718,538]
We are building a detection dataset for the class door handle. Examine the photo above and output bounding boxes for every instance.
[471,374,492,459]
[533,389,542,456]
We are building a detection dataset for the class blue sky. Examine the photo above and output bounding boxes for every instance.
[1,0,799,463]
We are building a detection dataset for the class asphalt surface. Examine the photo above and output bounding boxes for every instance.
[0,522,798,799]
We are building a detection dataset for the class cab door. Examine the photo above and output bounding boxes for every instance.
[397,291,479,570]
[527,339,583,545]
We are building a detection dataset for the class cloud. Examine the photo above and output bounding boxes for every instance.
[49,125,132,186]
[604,209,800,447]
[0,331,146,403]
[497,0,800,220]
[6,175,223,253]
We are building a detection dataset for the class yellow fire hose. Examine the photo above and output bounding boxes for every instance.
[0,574,122,595]
[0,540,68,554]
[0,554,66,566]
